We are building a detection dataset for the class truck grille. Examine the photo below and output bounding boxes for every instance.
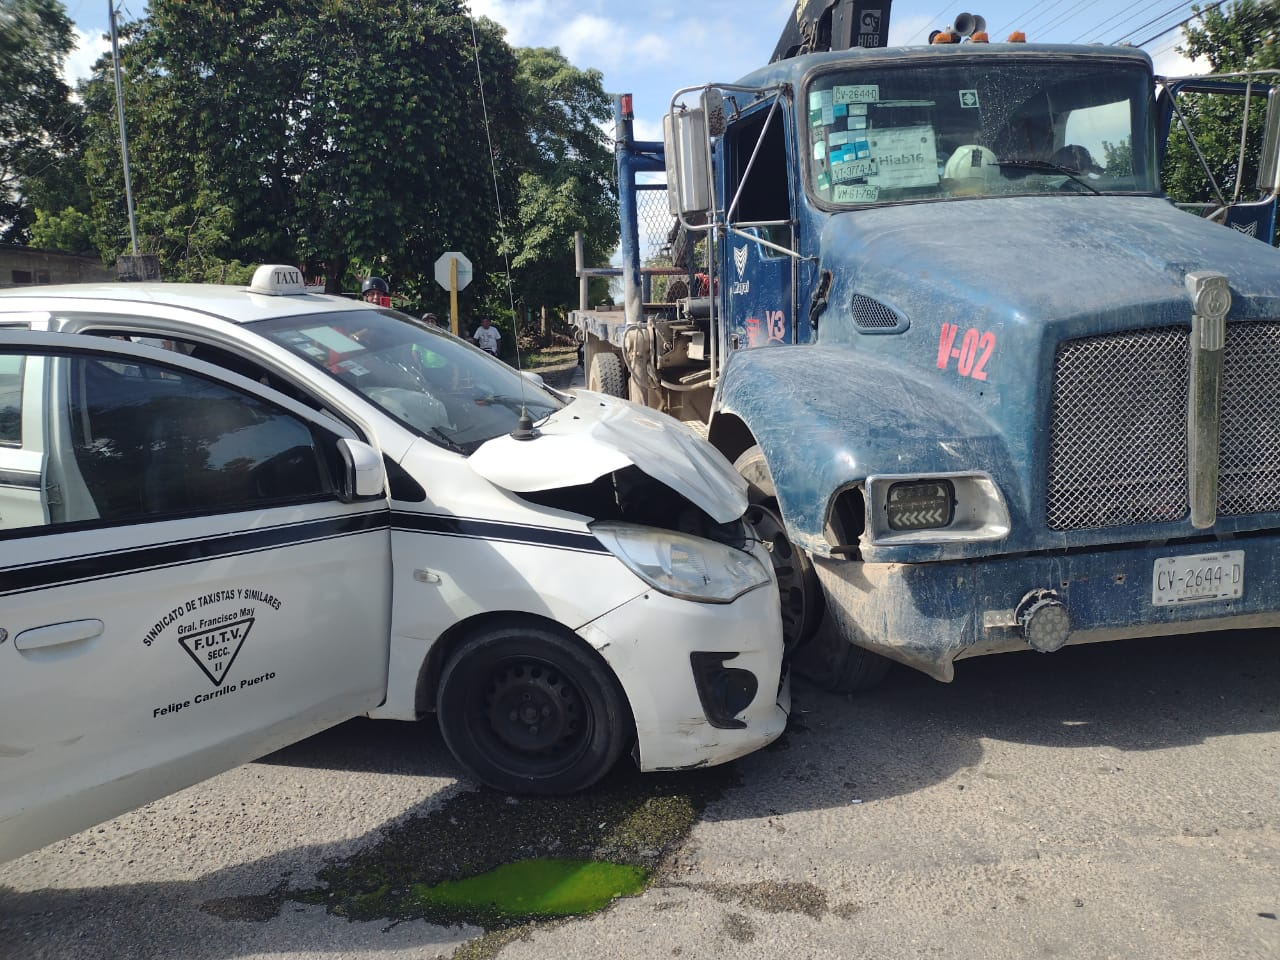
[1046,323,1280,530]
[1220,323,1280,516]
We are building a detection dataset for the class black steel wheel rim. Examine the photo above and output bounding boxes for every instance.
[471,657,592,776]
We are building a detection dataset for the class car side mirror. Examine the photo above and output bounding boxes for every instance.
[337,438,385,501]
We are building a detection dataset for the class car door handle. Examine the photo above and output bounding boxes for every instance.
[14,619,104,651]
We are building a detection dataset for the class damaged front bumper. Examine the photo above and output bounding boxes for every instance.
[814,531,1280,682]
[577,569,789,772]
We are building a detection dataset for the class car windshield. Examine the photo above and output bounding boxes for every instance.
[253,309,563,454]
[805,56,1158,206]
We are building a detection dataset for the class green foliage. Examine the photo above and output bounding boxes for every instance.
[1163,1,1280,241]
[81,0,520,294]
[0,0,84,244]
[503,47,618,321]
[28,205,95,254]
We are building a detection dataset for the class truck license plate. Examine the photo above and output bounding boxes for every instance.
[1151,550,1244,606]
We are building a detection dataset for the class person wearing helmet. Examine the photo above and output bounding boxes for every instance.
[421,312,440,327]
[361,276,390,306]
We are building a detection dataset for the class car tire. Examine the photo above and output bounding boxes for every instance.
[587,351,627,398]
[733,444,823,653]
[437,623,632,794]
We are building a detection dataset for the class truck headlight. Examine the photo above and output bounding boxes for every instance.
[866,472,1010,545]
[591,523,772,603]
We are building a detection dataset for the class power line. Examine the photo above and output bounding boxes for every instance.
[1070,0,1152,43]
[1115,1,1199,44]
[1134,0,1233,47]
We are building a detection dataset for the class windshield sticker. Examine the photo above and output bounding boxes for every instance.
[834,184,880,203]
[959,89,980,109]
[143,588,284,717]
[865,126,938,189]
[301,326,365,355]
[834,84,878,105]
[337,359,371,377]
[813,140,826,160]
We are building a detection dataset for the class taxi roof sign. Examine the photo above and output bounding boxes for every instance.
[249,265,308,296]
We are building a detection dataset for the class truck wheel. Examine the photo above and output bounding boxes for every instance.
[733,445,823,653]
[588,352,627,398]
[437,624,632,794]
[792,610,893,694]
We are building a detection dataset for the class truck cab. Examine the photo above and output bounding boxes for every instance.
[573,19,1280,690]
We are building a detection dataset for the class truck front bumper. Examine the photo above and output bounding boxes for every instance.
[578,579,789,772]
[813,532,1280,681]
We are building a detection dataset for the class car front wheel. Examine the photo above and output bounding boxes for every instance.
[437,623,632,794]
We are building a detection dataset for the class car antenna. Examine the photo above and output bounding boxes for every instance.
[468,14,537,441]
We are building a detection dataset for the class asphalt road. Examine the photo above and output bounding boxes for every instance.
[2,629,1278,960]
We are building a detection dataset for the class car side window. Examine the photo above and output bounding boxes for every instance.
[0,348,334,533]
[0,354,21,445]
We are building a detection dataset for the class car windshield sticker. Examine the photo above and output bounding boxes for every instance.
[300,326,365,355]
[959,89,980,108]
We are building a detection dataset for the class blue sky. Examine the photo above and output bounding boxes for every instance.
[65,1,1207,141]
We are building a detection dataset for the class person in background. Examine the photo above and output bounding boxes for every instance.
[361,277,390,306]
[472,317,501,357]
[421,312,441,327]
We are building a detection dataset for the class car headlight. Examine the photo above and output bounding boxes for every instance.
[590,523,772,604]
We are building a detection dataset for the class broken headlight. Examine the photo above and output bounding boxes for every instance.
[591,522,771,604]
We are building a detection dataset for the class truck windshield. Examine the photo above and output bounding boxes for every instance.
[805,57,1157,206]
[253,309,563,454]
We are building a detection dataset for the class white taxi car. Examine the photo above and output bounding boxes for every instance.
[0,267,788,863]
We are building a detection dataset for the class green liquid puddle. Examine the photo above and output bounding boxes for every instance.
[410,858,650,921]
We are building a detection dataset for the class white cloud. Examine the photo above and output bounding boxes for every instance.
[465,0,549,47]
[62,27,111,89]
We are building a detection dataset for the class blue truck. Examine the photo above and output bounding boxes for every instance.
[571,1,1280,691]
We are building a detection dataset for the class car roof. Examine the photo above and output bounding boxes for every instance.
[0,281,372,324]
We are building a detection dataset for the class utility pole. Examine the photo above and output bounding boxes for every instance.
[109,0,138,256]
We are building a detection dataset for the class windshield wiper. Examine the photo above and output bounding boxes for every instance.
[995,159,1101,194]
[426,426,464,453]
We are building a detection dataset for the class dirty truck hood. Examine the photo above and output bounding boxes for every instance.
[469,390,748,524]
[824,195,1280,325]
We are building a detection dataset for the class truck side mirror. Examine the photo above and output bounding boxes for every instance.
[1257,87,1280,195]
[664,107,711,217]
[337,437,385,501]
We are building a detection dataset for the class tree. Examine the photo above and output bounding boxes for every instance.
[1162,1,1280,232]
[0,0,83,244]
[81,0,521,294]
[500,47,618,325]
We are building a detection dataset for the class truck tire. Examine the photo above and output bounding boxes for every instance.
[733,445,823,653]
[792,610,893,694]
[437,623,632,794]
[734,444,892,694]
[588,351,627,398]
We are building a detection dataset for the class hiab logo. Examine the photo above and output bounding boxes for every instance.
[1231,221,1259,237]
[733,244,749,279]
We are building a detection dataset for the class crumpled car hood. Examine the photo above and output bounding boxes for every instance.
[468,390,748,524]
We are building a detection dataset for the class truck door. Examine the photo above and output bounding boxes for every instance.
[721,99,797,349]
[0,333,391,862]
[1157,77,1280,245]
